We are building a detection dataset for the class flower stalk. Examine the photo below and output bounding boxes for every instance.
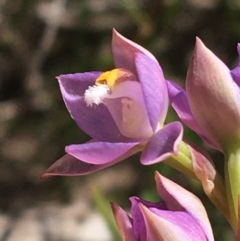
[165,140,230,225]
[225,146,240,230]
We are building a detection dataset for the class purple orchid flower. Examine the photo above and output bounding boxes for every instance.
[42,30,183,177]
[167,39,240,151]
[111,171,214,241]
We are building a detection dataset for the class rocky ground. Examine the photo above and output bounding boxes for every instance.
[0,164,138,241]
[0,202,112,241]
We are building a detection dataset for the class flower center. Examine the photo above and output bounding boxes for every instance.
[84,84,110,106]
[83,68,153,139]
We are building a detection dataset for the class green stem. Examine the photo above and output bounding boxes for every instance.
[165,141,197,180]
[225,148,240,231]
[165,140,230,226]
[91,185,122,241]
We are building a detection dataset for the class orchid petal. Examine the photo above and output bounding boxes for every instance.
[111,203,137,241]
[186,38,240,148]
[140,204,205,241]
[104,80,153,139]
[167,80,220,149]
[231,43,240,86]
[155,172,214,241]
[41,154,113,178]
[112,29,168,130]
[130,197,167,240]
[58,73,128,142]
[167,81,205,136]
[135,53,168,129]
[65,141,141,165]
[140,122,183,165]
[112,29,157,76]
[188,145,216,195]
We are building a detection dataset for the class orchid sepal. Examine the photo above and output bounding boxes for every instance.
[186,37,240,151]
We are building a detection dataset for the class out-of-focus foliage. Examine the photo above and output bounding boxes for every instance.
[0,0,239,240]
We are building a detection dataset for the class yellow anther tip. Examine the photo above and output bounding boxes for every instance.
[95,69,120,89]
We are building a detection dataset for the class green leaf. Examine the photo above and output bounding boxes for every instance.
[91,185,122,241]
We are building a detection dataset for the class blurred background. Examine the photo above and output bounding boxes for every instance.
[0,0,240,240]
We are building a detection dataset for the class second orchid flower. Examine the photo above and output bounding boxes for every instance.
[111,171,214,241]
